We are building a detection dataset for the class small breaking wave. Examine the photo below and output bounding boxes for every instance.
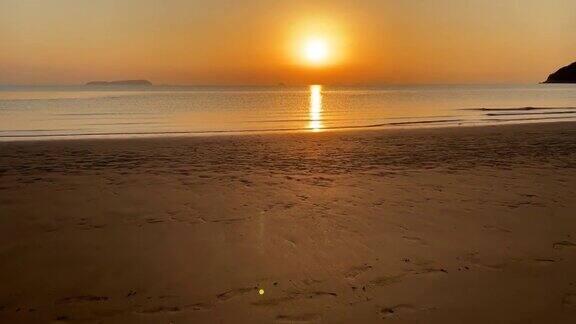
[462,106,576,112]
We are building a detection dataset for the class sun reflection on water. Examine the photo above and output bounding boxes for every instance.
[309,85,323,132]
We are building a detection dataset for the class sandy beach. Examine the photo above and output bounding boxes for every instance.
[1,122,576,323]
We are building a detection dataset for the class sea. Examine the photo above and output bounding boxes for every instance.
[1,84,575,140]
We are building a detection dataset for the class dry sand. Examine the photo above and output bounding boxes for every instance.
[1,122,576,323]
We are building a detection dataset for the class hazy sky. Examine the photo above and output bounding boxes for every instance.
[1,0,575,85]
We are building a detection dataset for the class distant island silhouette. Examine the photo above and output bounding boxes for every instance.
[544,61,576,83]
[85,80,153,86]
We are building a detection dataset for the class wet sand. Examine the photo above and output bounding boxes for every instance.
[1,122,576,323]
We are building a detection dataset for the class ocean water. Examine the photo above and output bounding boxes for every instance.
[0,84,575,140]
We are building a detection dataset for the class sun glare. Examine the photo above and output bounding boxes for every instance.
[309,85,323,132]
[303,38,329,65]
[287,18,347,67]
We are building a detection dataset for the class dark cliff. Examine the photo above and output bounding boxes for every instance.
[544,62,576,83]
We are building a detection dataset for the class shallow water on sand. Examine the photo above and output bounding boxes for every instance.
[0,84,575,140]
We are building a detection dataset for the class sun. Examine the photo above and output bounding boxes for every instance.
[287,19,346,67]
[303,38,330,65]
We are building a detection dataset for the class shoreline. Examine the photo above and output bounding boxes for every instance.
[2,117,576,143]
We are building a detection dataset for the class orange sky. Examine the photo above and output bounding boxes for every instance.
[1,0,575,85]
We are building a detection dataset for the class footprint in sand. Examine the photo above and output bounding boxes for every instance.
[402,236,427,245]
[460,252,506,270]
[56,295,109,305]
[276,313,322,323]
[413,268,448,276]
[145,218,165,224]
[553,241,576,250]
[188,302,213,311]
[562,293,576,307]
[368,267,448,289]
[134,302,213,315]
[379,304,416,319]
[53,315,70,322]
[252,291,337,307]
[252,295,296,307]
[345,264,373,280]
[133,306,182,315]
[533,258,557,264]
[217,287,256,302]
[369,273,407,287]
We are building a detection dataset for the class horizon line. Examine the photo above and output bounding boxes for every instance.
[0,81,550,88]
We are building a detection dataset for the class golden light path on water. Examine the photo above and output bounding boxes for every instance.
[309,85,323,132]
